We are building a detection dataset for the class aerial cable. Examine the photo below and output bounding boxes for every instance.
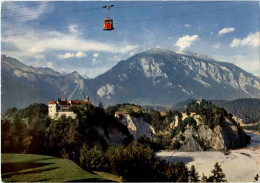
[2,3,258,38]
[116,4,258,24]
[1,1,143,20]
[113,1,143,7]
[2,1,229,21]
[114,1,226,9]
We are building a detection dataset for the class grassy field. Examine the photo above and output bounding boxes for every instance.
[2,153,119,182]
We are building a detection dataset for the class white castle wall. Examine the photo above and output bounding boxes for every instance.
[51,111,77,119]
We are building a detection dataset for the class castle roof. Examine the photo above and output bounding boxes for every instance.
[49,98,91,106]
[49,99,56,104]
[58,101,70,105]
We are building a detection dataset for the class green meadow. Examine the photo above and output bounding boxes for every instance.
[2,153,119,182]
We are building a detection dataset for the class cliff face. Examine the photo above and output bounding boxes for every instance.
[115,114,155,141]
[171,117,250,151]
[115,111,250,151]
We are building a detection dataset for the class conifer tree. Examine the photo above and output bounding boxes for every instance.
[201,173,208,183]
[208,162,227,182]
[254,174,259,182]
[189,165,200,182]
[98,101,104,109]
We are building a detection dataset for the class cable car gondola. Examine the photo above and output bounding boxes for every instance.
[102,5,114,31]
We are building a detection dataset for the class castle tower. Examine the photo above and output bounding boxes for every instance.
[85,95,90,102]
[48,99,57,119]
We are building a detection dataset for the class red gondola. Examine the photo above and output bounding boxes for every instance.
[103,18,114,30]
[102,5,114,31]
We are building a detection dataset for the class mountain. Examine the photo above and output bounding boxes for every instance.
[2,48,260,112]
[90,47,260,105]
[1,55,89,112]
[172,98,260,124]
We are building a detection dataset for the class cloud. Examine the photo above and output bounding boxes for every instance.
[3,2,50,21]
[59,52,75,59]
[35,54,45,59]
[3,31,139,57]
[184,24,192,28]
[213,43,221,49]
[93,53,99,58]
[76,51,87,58]
[58,51,87,59]
[129,52,135,57]
[218,27,235,35]
[175,35,199,51]
[230,32,260,48]
[215,55,260,76]
[68,24,78,34]
[47,62,53,68]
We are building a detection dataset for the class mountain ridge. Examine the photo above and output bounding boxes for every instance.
[1,48,260,112]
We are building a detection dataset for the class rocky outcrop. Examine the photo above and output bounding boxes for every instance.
[115,114,155,141]
[171,117,250,151]
[96,127,131,147]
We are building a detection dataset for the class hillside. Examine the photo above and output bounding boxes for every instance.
[172,98,260,124]
[152,100,251,151]
[2,153,117,182]
[2,48,260,112]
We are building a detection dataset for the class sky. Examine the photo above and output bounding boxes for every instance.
[1,1,260,78]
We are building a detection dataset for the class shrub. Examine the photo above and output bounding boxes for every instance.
[79,144,104,171]
[106,142,157,181]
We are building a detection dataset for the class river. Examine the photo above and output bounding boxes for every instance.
[156,131,260,182]
[246,131,260,147]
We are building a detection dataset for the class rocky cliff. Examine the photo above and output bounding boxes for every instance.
[115,113,155,141]
[171,118,250,151]
[152,100,251,151]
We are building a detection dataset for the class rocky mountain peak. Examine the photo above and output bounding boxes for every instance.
[65,71,83,80]
[1,54,61,77]
[142,47,177,55]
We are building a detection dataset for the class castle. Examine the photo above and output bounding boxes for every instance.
[48,96,90,119]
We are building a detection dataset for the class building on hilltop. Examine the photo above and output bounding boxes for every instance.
[48,96,90,119]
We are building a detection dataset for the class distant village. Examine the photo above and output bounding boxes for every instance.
[48,96,90,119]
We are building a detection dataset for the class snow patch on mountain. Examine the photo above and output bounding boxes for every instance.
[194,75,211,87]
[97,84,115,98]
[13,69,38,81]
[140,57,164,78]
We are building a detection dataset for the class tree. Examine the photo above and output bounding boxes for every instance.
[98,101,104,109]
[80,144,103,170]
[201,173,208,183]
[207,162,227,182]
[254,174,259,182]
[165,162,189,182]
[189,165,200,182]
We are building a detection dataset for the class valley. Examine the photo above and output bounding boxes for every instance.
[157,131,260,182]
[2,1,259,182]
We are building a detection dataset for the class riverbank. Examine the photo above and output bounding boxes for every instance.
[156,132,260,182]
